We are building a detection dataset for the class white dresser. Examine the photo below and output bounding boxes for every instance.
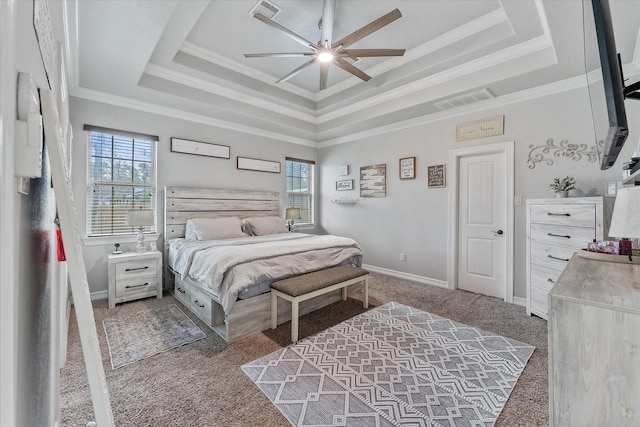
[525,197,603,319]
[548,254,640,426]
[108,250,163,308]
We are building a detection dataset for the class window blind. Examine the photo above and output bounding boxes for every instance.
[285,158,315,225]
[86,128,157,237]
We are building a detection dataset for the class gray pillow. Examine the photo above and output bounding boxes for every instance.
[185,217,246,240]
[245,216,287,236]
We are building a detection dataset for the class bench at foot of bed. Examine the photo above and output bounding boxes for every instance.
[270,265,369,342]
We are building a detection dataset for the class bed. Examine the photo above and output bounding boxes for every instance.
[163,186,364,342]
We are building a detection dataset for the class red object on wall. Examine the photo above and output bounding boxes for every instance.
[56,229,66,262]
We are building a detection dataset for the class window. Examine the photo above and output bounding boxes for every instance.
[85,125,158,237]
[285,157,315,225]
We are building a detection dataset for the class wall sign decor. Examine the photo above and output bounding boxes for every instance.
[337,165,350,176]
[360,164,386,197]
[170,137,230,159]
[399,157,416,179]
[237,156,281,173]
[527,139,603,169]
[456,115,504,141]
[336,179,353,191]
[427,164,446,188]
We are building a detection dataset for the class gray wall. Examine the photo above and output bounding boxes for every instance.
[319,85,639,299]
[69,97,319,294]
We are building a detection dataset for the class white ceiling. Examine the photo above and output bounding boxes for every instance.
[68,0,640,146]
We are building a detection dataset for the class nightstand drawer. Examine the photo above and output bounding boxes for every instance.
[115,276,158,300]
[116,258,158,279]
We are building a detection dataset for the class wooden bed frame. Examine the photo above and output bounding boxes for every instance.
[163,186,356,343]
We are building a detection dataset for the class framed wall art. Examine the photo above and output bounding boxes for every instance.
[237,156,281,173]
[171,137,230,159]
[360,164,386,197]
[337,165,350,176]
[399,157,416,179]
[427,164,446,188]
[336,179,353,191]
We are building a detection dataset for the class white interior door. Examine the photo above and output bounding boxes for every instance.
[457,152,506,298]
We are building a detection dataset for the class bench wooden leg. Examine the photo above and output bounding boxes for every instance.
[341,286,347,301]
[291,300,299,342]
[363,276,368,309]
[271,291,277,329]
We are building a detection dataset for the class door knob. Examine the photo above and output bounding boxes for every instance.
[493,229,504,235]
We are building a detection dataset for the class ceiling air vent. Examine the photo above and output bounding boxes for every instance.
[249,0,282,19]
[434,88,494,111]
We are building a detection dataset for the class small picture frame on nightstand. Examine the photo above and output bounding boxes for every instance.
[605,181,620,197]
[149,242,157,251]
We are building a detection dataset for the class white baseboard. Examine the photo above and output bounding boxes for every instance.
[362,264,448,289]
[90,290,107,301]
[512,296,527,307]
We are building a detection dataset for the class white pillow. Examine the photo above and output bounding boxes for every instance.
[245,216,288,236]
[185,217,246,241]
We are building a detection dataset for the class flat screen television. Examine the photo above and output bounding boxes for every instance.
[590,0,629,170]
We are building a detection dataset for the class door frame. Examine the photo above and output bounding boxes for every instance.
[447,141,514,303]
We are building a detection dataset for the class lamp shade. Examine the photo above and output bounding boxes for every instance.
[608,187,640,238]
[126,209,154,227]
[285,207,301,220]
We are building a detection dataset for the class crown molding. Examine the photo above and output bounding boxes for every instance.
[143,63,318,124]
[71,87,318,147]
[318,74,587,148]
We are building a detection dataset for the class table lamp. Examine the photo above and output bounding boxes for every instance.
[285,207,301,232]
[126,208,154,252]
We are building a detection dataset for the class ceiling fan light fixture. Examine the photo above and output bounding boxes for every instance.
[317,51,334,63]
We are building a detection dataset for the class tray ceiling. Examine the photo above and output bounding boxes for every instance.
[69,0,640,146]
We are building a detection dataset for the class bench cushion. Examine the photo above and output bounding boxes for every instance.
[271,265,369,297]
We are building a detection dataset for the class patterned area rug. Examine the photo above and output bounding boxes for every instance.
[103,304,206,369]
[242,301,535,426]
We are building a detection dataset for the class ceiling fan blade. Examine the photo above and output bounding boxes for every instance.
[341,48,405,58]
[333,58,371,82]
[253,13,317,50]
[320,0,335,48]
[332,9,402,50]
[319,62,329,91]
[276,58,317,84]
[245,52,315,58]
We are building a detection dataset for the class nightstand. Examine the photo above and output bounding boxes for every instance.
[108,250,162,308]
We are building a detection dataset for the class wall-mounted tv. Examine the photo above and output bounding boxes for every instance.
[589,0,638,170]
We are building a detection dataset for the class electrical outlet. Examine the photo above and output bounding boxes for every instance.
[400,253,406,262]
[514,195,522,206]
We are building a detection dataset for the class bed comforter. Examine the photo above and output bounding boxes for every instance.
[169,233,363,314]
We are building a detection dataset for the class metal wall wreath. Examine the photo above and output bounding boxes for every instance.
[527,139,604,169]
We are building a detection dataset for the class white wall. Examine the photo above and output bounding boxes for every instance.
[319,84,639,299]
[69,97,319,294]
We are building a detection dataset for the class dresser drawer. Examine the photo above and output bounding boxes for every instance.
[530,264,562,293]
[190,286,212,325]
[529,223,595,250]
[116,258,158,279]
[529,204,595,227]
[174,281,191,307]
[115,275,158,300]
[529,285,549,318]
[530,242,576,271]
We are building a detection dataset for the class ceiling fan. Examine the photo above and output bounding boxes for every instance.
[244,0,405,90]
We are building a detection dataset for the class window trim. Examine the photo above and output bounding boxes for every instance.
[85,126,158,238]
[285,157,315,227]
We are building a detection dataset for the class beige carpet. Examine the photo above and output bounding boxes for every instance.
[60,273,548,426]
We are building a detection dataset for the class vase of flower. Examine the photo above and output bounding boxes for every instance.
[549,176,576,198]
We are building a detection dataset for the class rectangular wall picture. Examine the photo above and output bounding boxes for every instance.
[360,164,386,197]
[171,137,230,159]
[336,179,353,191]
[237,156,281,173]
[427,164,446,188]
[399,157,416,179]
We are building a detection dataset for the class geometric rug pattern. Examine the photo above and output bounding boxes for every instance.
[103,304,206,369]
[242,301,535,426]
